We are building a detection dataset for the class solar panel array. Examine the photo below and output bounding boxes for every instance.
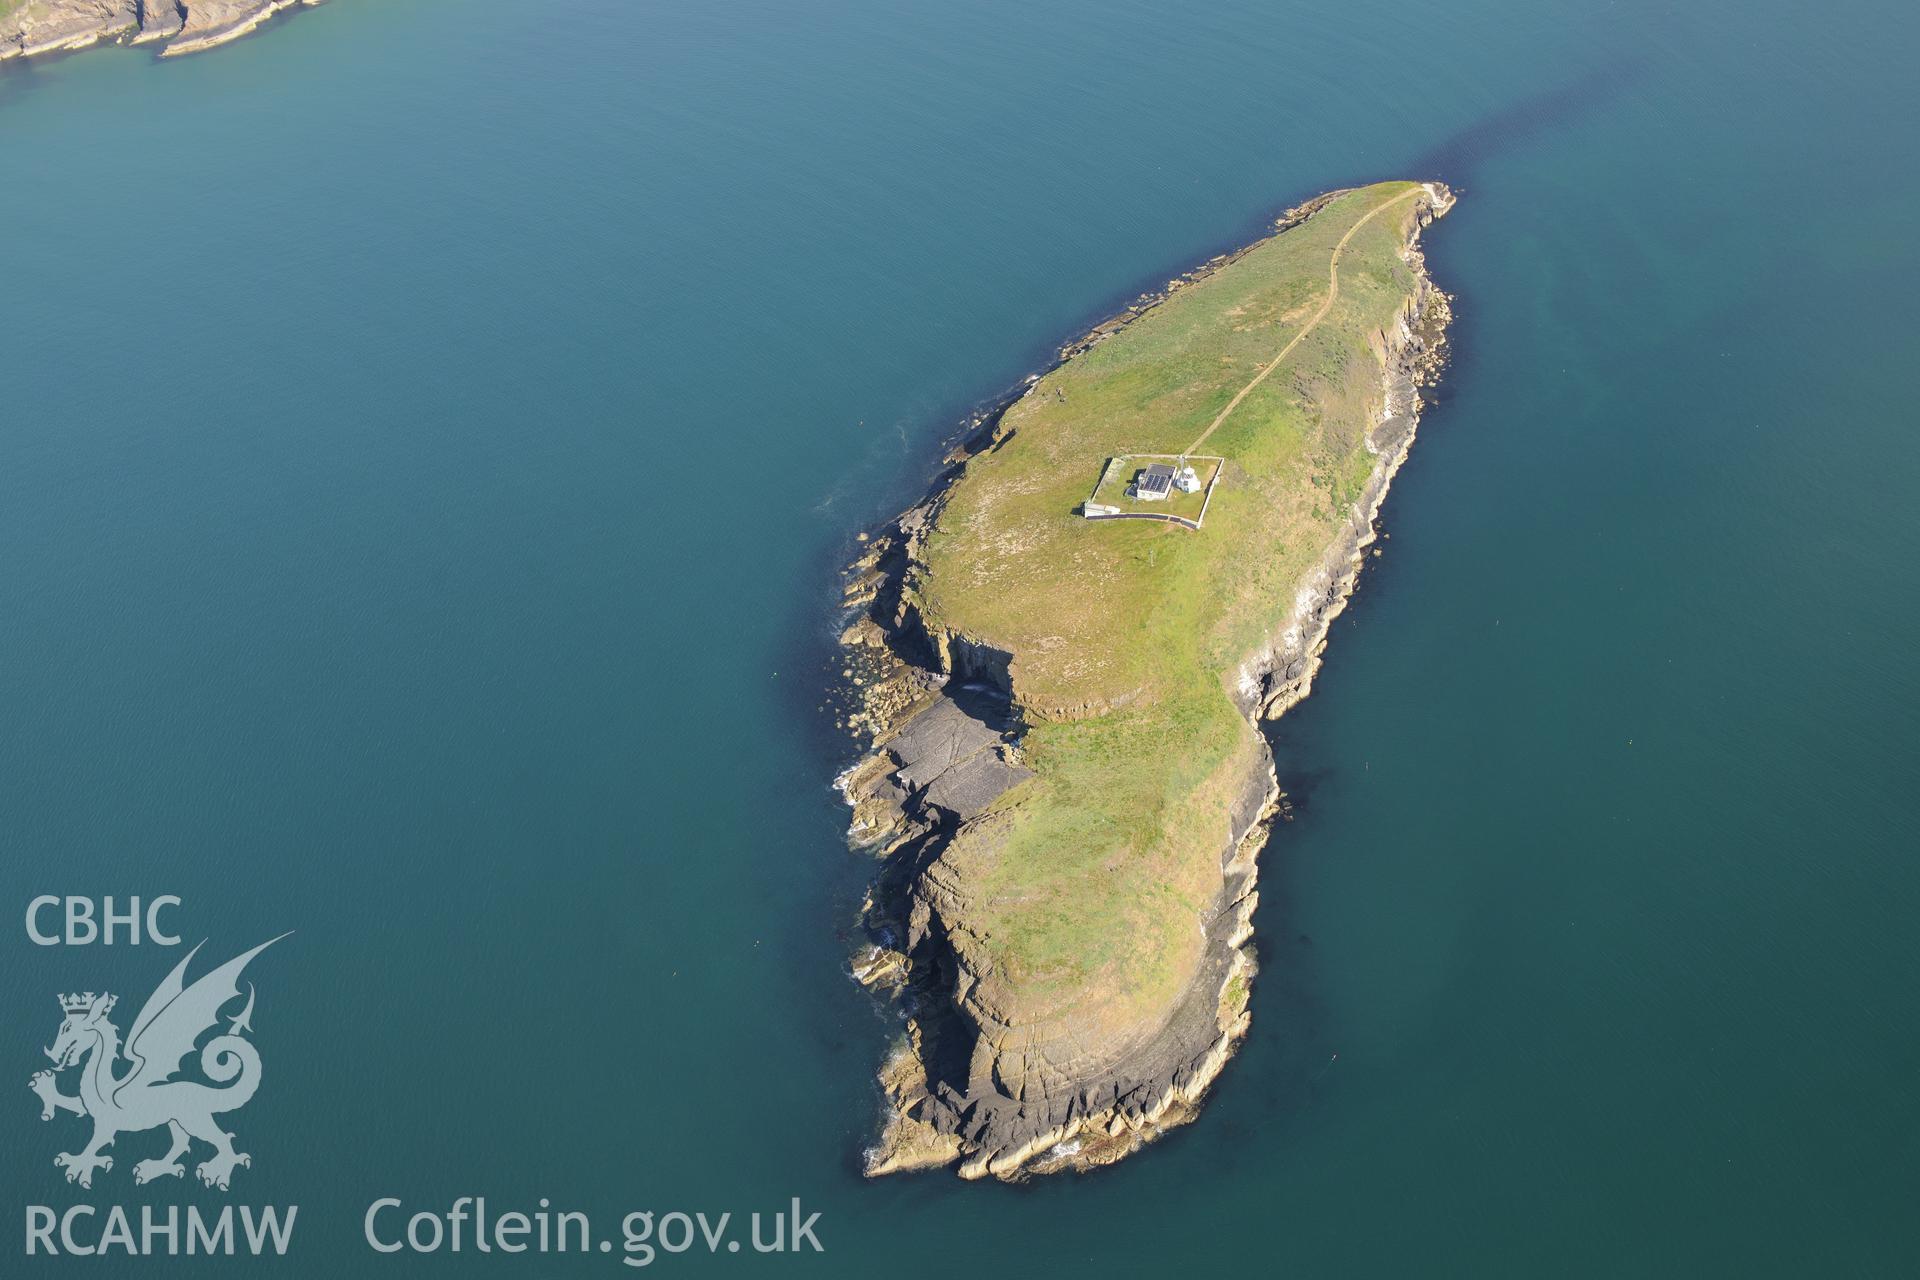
[1139,464,1175,495]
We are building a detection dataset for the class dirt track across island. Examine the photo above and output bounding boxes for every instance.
[1183,185,1421,457]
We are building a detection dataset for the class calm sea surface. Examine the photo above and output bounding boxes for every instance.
[3,0,1916,1273]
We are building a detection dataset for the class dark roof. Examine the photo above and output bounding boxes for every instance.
[1138,463,1175,495]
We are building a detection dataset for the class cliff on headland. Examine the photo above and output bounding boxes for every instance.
[839,182,1455,1180]
[0,0,322,63]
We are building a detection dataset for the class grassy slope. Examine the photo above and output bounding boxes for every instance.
[912,184,1428,1020]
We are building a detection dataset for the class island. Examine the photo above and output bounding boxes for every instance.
[1,0,322,62]
[839,181,1455,1179]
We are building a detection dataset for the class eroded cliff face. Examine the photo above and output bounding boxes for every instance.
[0,0,322,62]
[838,186,1455,1180]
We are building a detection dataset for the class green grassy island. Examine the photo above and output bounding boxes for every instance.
[841,182,1455,1179]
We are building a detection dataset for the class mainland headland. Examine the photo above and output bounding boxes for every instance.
[1,0,322,62]
[838,181,1455,1179]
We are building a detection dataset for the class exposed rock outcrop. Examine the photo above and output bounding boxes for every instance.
[1,0,322,63]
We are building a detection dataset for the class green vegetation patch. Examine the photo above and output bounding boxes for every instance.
[914,184,1434,1018]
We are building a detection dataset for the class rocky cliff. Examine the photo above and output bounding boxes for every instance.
[1,0,323,63]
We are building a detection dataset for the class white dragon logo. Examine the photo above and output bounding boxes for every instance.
[28,935,287,1191]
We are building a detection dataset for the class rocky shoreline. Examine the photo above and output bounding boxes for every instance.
[836,185,1455,1180]
[1,0,324,64]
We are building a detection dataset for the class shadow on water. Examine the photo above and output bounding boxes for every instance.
[1411,59,1647,184]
